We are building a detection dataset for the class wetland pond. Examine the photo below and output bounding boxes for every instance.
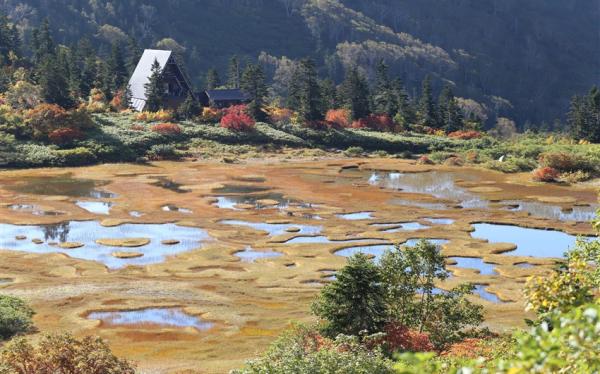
[88,308,214,330]
[0,221,210,268]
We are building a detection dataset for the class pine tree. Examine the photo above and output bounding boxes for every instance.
[288,58,323,122]
[319,78,337,114]
[31,19,54,64]
[392,78,415,127]
[438,84,463,132]
[144,59,165,112]
[240,64,267,121]
[418,75,437,127]
[206,68,220,90]
[38,55,73,108]
[339,66,370,120]
[372,59,396,116]
[126,36,142,73]
[569,86,600,142]
[311,253,387,336]
[108,43,128,91]
[176,92,200,120]
[123,84,133,110]
[227,55,241,89]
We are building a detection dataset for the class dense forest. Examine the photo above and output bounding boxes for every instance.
[0,0,598,127]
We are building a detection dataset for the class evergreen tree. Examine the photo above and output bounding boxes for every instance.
[339,66,370,120]
[418,75,437,127]
[108,43,128,91]
[319,78,338,114]
[372,59,396,116]
[569,86,600,142]
[392,78,415,127]
[206,68,220,90]
[0,12,20,64]
[31,19,54,64]
[311,253,387,336]
[38,55,73,108]
[176,92,200,120]
[438,84,463,132]
[123,84,133,110]
[144,59,165,112]
[240,64,267,121]
[66,47,83,99]
[288,58,323,122]
[227,55,241,89]
[126,36,142,73]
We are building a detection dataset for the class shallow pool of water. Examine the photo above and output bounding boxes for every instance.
[76,201,114,215]
[449,257,497,275]
[6,175,116,198]
[0,221,210,268]
[369,171,487,209]
[424,218,455,225]
[404,239,450,247]
[335,244,395,260]
[212,184,271,194]
[337,212,375,220]
[162,205,192,214]
[285,236,385,244]
[505,201,598,222]
[221,220,322,237]
[471,223,580,258]
[234,247,282,262]
[150,176,190,193]
[474,285,502,303]
[390,199,449,210]
[213,193,312,211]
[371,222,430,232]
[8,204,64,216]
[88,308,214,330]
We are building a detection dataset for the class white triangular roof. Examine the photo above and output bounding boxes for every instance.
[128,49,172,110]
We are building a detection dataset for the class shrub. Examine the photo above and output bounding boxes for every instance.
[538,152,594,173]
[443,156,464,166]
[267,107,293,125]
[0,333,136,374]
[344,146,365,157]
[352,114,395,132]
[382,322,434,353]
[48,127,84,145]
[5,80,42,110]
[220,105,255,132]
[135,109,174,122]
[560,170,592,183]
[24,104,69,140]
[147,144,178,160]
[199,107,222,123]
[54,147,97,166]
[532,167,560,182]
[325,109,351,128]
[485,157,536,173]
[448,130,482,140]
[416,155,434,165]
[232,325,394,374]
[151,122,182,136]
[0,295,34,340]
[130,124,145,131]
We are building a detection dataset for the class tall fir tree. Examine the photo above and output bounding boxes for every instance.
[288,58,323,122]
[38,54,73,108]
[418,75,437,127]
[339,66,370,120]
[372,59,396,116]
[438,84,463,132]
[319,78,337,114]
[240,64,267,121]
[31,18,54,64]
[108,43,128,91]
[569,86,600,142]
[144,59,165,112]
[392,78,415,126]
[177,92,200,120]
[206,68,220,89]
[126,36,142,73]
[227,55,241,89]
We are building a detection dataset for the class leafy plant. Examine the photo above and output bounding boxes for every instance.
[0,295,34,340]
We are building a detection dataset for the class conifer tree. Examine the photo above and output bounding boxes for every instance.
[418,75,437,127]
[126,36,142,73]
[176,92,200,120]
[288,58,323,122]
[311,253,387,336]
[339,66,370,120]
[392,78,415,127]
[206,68,220,90]
[38,55,73,108]
[240,64,267,121]
[108,43,128,91]
[569,86,600,142]
[372,59,396,116]
[227,55,241,89]
[319,78,337,114]
[144,59,165,112]
[438,84,463,132]
[31,19,54,64]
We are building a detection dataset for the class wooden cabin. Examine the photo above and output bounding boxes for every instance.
[128,49,196,111]
[200,89,249,108]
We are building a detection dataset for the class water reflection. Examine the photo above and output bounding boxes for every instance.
[7,175,116,198]
[88,308,214,330]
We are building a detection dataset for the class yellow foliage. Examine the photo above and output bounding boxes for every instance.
[545,135,554,145]
[199,107,222,123]
[135,109,174,122]
[434,129,446,137]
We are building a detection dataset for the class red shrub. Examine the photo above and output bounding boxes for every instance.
[48,127,84,145]
[325,109,351,128]
[448,130,482,140]
[24,103,70,140]
[130,124,145,131]
[352,114,395,132]
[383,322,434,353]
[220,105,255,132]
[417,155,434,165]
[532,167,560,182]
[151,122,182,135]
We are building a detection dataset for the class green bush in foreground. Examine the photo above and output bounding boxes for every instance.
[0,295,34,340]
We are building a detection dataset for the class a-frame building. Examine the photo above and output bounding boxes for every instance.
[128,49,195,111]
